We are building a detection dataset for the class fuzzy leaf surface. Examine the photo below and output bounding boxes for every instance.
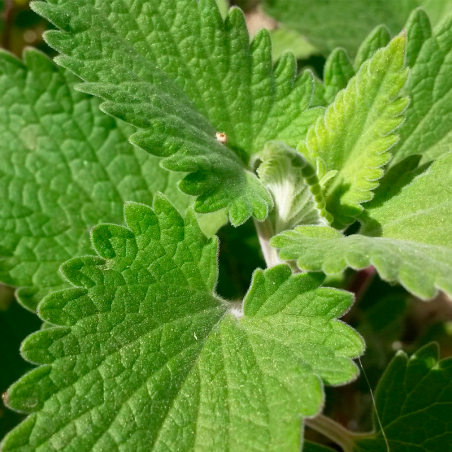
[2,195,364,452]
[272,151,452,300]
[0,49,225,312]
[257,141,331,234]
[311,26,390,108]
[354,344,452,451]
[263,0,452,56]
[391,9,452,166]
[32,0,323,226]
[301,36,409,228]
[312,9,452,168]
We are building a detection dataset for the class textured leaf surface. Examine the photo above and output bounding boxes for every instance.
[32,0,323,226]
[312,49,355,107]
[301,36,409,228]
[354,25,391,72]
[257,141,331,234]
[391,9,452,166]
[0,298,41,438]
[272,151,452,300]
[354,343,452,451]
[263,0,452,56]
[2,195,364,452]
[312,9,452,168]
[311,26,390,108]
[0,49,225,312]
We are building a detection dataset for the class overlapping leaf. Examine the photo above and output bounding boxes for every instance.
[32,0,323,226]
[314,9,452,168]
[257,141,331,234]
[2,195,364,452]
[391,9,452,165]
[272,151,452,300]
[300,36,409,228]
[0,49,226,312]
[269,28,317,62]
[312,25,391,108]
[0,297,41,439]
[354,344,452,451]
[263,0,452,56]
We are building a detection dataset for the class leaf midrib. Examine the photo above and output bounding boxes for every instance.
[35,306,226,451]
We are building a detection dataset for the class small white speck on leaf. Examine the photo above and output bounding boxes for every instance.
[194,332,198,340]
[216,132,228,144]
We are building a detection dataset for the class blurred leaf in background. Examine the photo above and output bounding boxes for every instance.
[1,0,52,56]
[263,0,452,56]
[270,27,317,62]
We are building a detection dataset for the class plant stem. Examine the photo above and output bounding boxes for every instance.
[1,0,14,51]
[254,218,282,269]
[305,415,365,452]
[348,267,376,303]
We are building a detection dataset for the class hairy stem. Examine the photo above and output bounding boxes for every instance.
[305,415,368,452]
[254,218,282,268]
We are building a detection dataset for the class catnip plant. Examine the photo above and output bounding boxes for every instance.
[0,0,451,451]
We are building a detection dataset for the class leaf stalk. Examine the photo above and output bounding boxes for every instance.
[305,414,369,452]
[254,218,282,268]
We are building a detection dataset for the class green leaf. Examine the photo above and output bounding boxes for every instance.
[2,195,364,452]
[354,343,452,451]
[300,35,409,228]
[312,9,452,167]
[215,0,229,18]
[272,151,452,300]
[257,141,332,234]
[321,48,355,105]
[0,296,41,439]
[354,25,391,72]
[263,0,452,56]
[391,9,452,166]
[312,26,390,108]
[32,0,323,226]
[0,48,226,312]
[269,28,318,62]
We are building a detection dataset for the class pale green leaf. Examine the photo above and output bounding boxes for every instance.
[313,24,391,108]
[2,195,363,452]
[391,9,452,165]
[354,343,452,451]
[301,35,409,228]
[216,0,229,18]
[32,0,324,226]
[263,0,452,56]
[257,141,331,234]
[0,49,226,312]
[311,27,389,108]
[272,151,452,299]
[311,48,356,108]
[312,9,452,167]
[354,25,391,72]
[269,28,318,62]
[322,48,355,105]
